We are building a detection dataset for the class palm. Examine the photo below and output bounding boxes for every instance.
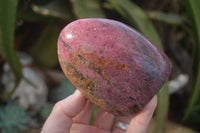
[41,90,157,133]
[71,101,128,133]
[71,123,124,133]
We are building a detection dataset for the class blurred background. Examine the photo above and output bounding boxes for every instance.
[0,0,200,133]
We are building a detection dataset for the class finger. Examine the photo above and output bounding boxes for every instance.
[116,116,132,124]
[127,95,157,133]
[112,116,131,133]
[41,90,87,133]
[70,123,110,133]
[73,101,94,124]
[93,108,115,131]
[112,128,125,133]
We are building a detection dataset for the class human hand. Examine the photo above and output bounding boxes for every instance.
[41,90,157,133]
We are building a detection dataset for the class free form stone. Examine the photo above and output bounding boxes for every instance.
[57,18,172,116]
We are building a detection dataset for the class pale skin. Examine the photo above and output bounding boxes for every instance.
[41,90,157,133]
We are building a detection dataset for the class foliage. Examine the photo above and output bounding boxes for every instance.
[146,11,185,25]
[182,0,200,122]
[31,0,73,21]
[90,106,99,125]
[184,98,200,130]
[0,0,200,132]
[0,0,23,99]
[30,22,60,68]
[0,102,30,133]
[70,0,105,18]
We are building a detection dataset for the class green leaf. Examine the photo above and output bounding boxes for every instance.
[108,0,169,132]
[0,0,23,98]
[31,0,74,21]
[17,7,48,22]
[70,0,105,18]
[147,11,185,25]
[182,0,200,122]
[30,22,60,68]
[155,83,169,133]
[90,106,99,125]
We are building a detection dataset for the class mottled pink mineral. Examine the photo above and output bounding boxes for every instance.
[58,18,172,116]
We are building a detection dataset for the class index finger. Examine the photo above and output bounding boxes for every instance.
[41,90,87,133]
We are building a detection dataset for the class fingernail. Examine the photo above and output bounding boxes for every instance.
[73,89,83,97]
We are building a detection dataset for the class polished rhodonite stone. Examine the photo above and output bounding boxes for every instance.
[57,18,172,116]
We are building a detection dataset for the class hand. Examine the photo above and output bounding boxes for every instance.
[41,90,157,133]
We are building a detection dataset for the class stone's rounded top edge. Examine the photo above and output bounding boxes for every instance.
[68,18,121,23]
[63,18,134,31]
[62,18,163,51]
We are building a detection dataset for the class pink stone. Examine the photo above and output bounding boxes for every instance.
[57,18,172,116]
